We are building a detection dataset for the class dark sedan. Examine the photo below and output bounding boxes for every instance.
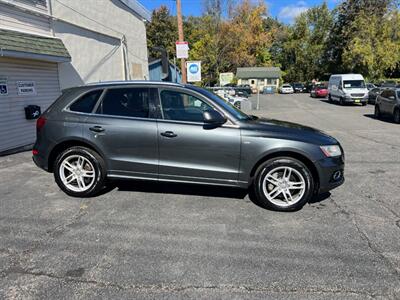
[368,88,382,105]
[33,81,344,211]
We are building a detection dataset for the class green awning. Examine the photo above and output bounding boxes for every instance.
[0,29,71,62]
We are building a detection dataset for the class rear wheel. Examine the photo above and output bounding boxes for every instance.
[252,157,314,211]
[394,108,400,124]
[328,94,332,102]
[374,105,381,119]
[54,146,107,197]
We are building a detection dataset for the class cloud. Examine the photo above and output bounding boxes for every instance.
[278,1,309,22]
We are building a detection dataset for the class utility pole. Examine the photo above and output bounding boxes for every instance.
[176,0,187,83]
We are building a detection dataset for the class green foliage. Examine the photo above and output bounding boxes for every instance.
[146,0,400,84]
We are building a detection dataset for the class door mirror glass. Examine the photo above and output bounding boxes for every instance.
[203,110,226,126]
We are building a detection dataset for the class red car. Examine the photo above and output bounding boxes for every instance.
[310,84,328,98]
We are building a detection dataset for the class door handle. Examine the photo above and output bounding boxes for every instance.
[89,126,105,133]
[161,131,177,138]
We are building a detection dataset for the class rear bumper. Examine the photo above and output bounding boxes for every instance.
[315,156,345,193]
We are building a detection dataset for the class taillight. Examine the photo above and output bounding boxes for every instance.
[32,149,39,155]
[36,116,46,130]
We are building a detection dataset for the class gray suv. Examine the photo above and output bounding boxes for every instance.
[374,88,400,123]
[33,81,344,211]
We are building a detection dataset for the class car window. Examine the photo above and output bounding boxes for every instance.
[397,91,400,99]
[97,88,153,118]
[69,90,103,113]
[343,80,365,89]
[160,90,213,122]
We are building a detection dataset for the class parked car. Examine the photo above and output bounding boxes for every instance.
[33,81,345,211]
[279,84,294,94]
[237,84,252,96]
[379,80,397,88]
[375,88,400,123]
[368,87,382,105]
[366,83,377,90]
[304,82,313,93]
[310,84,328,98]
[292,82,306,93]
[328,74,368,106]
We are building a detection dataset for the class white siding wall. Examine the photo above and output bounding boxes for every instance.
[0,2,51,36]
[0,57,60,152]
[51,0,149,85]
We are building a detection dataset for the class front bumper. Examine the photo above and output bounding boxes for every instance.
[344,97,368,104]
[316,155,345,193]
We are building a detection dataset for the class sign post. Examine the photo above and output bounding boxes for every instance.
[186,61,201,82]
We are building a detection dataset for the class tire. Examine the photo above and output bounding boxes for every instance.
[340,97,345,106]
[374,105,381,119]
[54,146,107,197]
[328,94,332,103]
[252,157,315,211]
[394,108,400,124]
[362,102,367,106]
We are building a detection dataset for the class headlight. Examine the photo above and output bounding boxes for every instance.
[320,145,342,157]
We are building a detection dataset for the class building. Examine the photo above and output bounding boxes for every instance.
[236,67,281,92]
[0,0,150,153]
[148,58,182,83]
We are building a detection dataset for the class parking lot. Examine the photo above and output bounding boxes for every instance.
[0,93,399,299]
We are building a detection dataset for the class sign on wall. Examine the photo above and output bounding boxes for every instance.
[186,61,201,82]
[219,72,234,86]
[17,81,36,96]
[0,77,8,95]
[176,41,189,59]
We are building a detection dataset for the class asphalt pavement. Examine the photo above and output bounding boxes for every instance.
[0,93,399,299]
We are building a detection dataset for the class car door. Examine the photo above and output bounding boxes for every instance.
[82,86,159,180]
[156,88,241,186]
[381,90,395,114]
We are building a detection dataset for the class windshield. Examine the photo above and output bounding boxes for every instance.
[283,84,291,88]
[343,80,365,89]
[187,86,251,120]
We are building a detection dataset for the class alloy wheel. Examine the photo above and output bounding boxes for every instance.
[262,166,306,208]
[59,155,96,192]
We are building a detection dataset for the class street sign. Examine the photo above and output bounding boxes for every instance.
[186,61,201,82]
[0,77,8,95]
[17,81,36,96]
[176,41,189,59]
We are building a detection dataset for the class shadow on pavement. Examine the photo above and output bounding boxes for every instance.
[364,114,396,124]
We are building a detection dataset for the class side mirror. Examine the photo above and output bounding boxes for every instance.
[203,110,226,126]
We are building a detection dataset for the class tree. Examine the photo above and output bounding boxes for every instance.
[341,6,400,79]
[282,3,333,82]
[146,6,177,59]
[326,0,395,74]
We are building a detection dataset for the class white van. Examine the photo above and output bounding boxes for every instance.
[328,74,368,106]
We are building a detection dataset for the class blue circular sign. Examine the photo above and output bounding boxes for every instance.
[189,64,199,74]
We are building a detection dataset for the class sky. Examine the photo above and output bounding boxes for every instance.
[140,0,339,23]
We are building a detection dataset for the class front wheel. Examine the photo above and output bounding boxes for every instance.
[54,146,107,197]
[252,157,314,211]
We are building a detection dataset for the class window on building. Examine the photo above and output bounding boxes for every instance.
[160,90,213,122]
[97,88,152,118]
[251,80,255,85]
[70,90,103,113]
